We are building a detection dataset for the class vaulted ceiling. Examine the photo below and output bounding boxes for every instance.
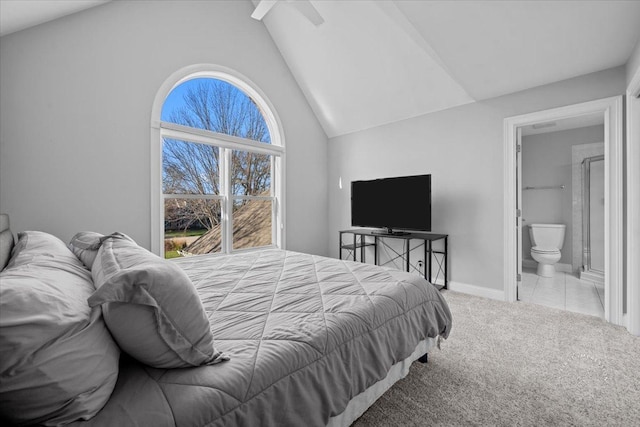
[253,0,640,137]
[0,0,110,36]
[2,0,640,138]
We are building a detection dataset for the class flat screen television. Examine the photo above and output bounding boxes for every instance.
[351,174,431,235]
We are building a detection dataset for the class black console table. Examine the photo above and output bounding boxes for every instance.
[339,229,448,289]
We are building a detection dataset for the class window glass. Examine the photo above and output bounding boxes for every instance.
[232,199,273,250]
[162,78,271,144]
[163,138,219,195]
[164,198,221,258]
[231,151,272,196]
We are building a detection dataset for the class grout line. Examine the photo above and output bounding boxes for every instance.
[521,271,603,319]
[593,281,604,310]
[531,273,539,300]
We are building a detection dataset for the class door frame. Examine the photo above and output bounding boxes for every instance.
[627,70,640,336]
[503,96,623,325]
[516,127,522,300]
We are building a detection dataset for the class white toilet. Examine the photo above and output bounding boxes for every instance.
[529,224,566,278]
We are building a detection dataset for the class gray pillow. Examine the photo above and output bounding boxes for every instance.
[88,233,228,368]
[0,231,120,426]
[0,214,13,270]
[69,231,105,270]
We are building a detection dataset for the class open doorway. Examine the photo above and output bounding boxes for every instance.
[517,115,605,317]
[503,96,624,325]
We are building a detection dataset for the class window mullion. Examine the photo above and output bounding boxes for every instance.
[271,156,276,245]
[163,194,223,200]
[233,195,274,201]
[160,122,283,156]
[220,148,233,254]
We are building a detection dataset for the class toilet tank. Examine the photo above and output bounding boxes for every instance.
[529,224,566,250]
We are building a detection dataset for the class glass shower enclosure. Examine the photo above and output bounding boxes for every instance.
[581,154,605,282]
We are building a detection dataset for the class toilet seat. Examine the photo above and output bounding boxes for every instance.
[531,246,560,254]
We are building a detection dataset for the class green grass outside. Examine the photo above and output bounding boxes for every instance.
[165,250,183,259]
[165,229,207,238]
[164,229,206,259]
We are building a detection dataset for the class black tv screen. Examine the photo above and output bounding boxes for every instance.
[351,174,431,233]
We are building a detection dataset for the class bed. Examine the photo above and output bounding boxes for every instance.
[0,214,452,427]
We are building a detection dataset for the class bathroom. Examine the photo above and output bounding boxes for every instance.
[519,115,605,318]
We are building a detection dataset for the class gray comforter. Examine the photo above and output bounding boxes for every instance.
[72,250,452,427]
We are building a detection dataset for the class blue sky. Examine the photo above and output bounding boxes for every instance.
[161,79,200,121]
[161,77,271,143]
[162,78,250,121]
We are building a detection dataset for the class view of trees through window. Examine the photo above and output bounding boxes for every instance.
[161,78,276,258]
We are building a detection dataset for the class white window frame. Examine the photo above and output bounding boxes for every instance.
[150,65,286,257]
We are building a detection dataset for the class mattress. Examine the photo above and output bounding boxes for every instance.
[71,249,451,426]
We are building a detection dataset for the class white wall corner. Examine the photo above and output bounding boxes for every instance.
[626,36,640,87]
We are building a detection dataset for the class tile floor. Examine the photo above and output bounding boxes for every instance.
[519,267,604,318]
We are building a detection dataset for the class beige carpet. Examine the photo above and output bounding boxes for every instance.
[353,290,640,426]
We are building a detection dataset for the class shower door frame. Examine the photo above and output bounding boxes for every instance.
[581,154,605,280]
[503,96,623,326]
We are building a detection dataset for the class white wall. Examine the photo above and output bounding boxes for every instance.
[521,125,604,267]
[328,67,626,292]
[0,0,329,255]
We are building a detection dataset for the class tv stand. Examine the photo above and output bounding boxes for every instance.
[339,229,448,289]
[371,229,410,236]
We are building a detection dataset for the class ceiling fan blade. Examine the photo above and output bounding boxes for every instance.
[251,0,279,21]
[291,0,324,26]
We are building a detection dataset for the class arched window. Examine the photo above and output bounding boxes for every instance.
[151,66,285,258]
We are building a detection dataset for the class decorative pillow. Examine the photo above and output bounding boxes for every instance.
[0,231,120,426]
[88,233,228,368]
[69,231,105,270]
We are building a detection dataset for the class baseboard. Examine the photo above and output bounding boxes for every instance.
[556,262,572,273]
[580,270,604,284]
[522,259,573,274]
[446,280,505,301]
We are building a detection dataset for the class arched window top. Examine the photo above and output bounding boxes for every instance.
[150,64,285,148]
[161,78,271,144]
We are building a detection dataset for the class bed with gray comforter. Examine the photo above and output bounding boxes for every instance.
[0,217,451,427]
[70,249,451,426]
